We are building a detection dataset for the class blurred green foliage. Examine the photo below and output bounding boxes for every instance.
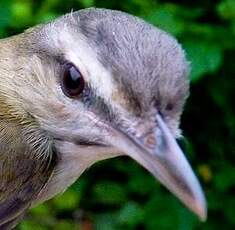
[0,0,235,229]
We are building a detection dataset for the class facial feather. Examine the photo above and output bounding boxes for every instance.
[0,8,206,226]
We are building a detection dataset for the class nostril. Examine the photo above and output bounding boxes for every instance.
[146,134,156,147]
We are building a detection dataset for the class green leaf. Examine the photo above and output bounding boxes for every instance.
[19,220,48,230]
[37,12,58,24]
[224,198,235,225]
[30,203,51,216]
[53,220,77,230]
[143,194,180,230]
[217,0,235,20]
[127,172,159,195]
[80,0,95,8]
[214,166,235,192]
[94,213,119,230]
[93,181,127,205]
[146,6,184,36]
[53,189,80,211]
[0,0,12,28]
[117,202,144,227]
[183,40,222,81]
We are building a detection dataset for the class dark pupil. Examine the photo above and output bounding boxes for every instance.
[63,65,84,97]
[66,66,81,89]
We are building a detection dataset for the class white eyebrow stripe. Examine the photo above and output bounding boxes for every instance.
[54,28,117,106]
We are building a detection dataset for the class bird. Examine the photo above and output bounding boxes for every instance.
[0,8,206,229]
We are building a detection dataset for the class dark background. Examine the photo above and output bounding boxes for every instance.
[1,0,235,229]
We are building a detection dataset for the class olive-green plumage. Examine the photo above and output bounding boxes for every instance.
[0,34,57,229]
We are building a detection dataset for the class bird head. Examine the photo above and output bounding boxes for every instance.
[0,8,206,227]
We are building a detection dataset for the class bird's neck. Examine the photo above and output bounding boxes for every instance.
[34,141,122,205]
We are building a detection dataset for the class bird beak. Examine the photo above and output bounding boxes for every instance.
[105,113,207,221]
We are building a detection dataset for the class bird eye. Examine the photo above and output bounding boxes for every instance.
[61,63,85,98]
